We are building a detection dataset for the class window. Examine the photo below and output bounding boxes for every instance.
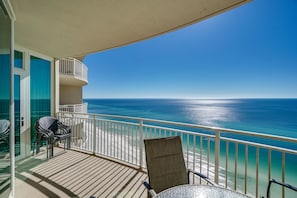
[14,50,23,68]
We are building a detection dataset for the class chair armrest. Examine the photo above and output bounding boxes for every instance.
[187,169,216,186]
[37,128,54,139]
[142,181,157,197]
[267,179,297,198]
[57,122,71,134]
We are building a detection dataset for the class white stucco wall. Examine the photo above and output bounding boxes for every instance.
[60,85,82,104]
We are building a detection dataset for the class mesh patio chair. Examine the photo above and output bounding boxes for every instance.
[266,179,297,198]
[34,116,71,158]
[143,136,214,196]
[0,119,10,151]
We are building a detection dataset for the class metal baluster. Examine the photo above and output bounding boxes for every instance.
[207,137,210,179]
[120,124,124,160]
[282,152,285,198]
[139,121,143,168]
[268,149,271,185]
[245,144,248,194]
[225,141,229,188]
[200,136,202,184]
[187,134,189,168]
[193,135,196,183]
[113,122,115,158]
[215,130,220,184]
[235,143,238,190]
[256,147,259,198]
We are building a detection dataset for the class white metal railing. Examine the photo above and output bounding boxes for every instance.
[59,103,88,113]
[58,58,88,83]
[56,112,297,198]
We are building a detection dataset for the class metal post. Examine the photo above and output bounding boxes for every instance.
[214,130,220,184]
[9,11,16,196]
[139,119,143,169]
[92,115,96,154]
[73,59,76,76]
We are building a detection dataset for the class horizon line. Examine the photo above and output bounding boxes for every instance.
[83,97,297,100]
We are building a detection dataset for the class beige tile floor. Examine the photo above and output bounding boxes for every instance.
[14,149,148,198]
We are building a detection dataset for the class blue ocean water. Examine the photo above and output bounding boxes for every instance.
[84,98,297,138]
[84,98,297,196]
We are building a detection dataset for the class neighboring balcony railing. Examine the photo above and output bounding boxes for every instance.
[58,58,88,83]
[59,103,88,113]
[56,112,297,198]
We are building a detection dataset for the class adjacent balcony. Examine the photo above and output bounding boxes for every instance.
[59,103,88,114]
[59,58,88,86]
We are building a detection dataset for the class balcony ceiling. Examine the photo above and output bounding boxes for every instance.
[11,0,249,59]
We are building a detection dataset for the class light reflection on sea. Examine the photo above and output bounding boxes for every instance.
[182,99,239,127]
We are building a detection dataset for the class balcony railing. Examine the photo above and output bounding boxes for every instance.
[59,103,88,113]
[58,58,88,83]
[57,112,297,198]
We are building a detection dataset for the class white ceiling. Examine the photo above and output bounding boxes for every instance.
[11,0,250,59]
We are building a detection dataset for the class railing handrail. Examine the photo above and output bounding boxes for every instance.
[59,102,88,107]
[58,111,297,144]
[221,137,297,155]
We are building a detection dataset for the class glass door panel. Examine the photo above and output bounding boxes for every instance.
[30,56,51,148]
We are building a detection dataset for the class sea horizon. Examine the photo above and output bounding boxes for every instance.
[83,98,297,138]
[84,97,297,100]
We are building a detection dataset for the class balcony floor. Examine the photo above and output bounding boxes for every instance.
[15,149,148,198]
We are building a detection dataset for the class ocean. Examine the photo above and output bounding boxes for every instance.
[84,98,297,197]
[85,98,297,138]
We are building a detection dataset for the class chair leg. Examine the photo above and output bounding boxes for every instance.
[32,138,36,156]
[46,142,49,159]
[36,137,41,155]
[67,137,71,150]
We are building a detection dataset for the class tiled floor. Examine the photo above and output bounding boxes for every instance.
[15,149,148,198]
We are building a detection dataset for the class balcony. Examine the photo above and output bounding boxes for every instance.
[59,103,88,114]
[14,112,297,198]
[59,58,88,86]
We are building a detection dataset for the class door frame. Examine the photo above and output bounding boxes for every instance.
[14,45,54,159]
[14,50,29,160]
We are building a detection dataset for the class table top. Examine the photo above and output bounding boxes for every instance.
[155,184,251,198]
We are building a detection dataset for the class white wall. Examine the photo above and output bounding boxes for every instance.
[60,85,82,104]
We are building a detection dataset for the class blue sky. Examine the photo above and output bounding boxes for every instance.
[83,0,297,99]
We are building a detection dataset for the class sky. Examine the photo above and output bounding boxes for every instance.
[83,0,297,99]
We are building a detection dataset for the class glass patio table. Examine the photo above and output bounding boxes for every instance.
[155,184,251,198]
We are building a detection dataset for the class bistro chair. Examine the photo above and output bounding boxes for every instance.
[34,116,71,158]
[143,136,215,196]
[0,119,10,151]
[266,179,297,198]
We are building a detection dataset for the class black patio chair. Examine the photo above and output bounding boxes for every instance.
[34,116,71,158]
[0,119,10,151]
[266,179,297,198]
[142,136,215,196]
